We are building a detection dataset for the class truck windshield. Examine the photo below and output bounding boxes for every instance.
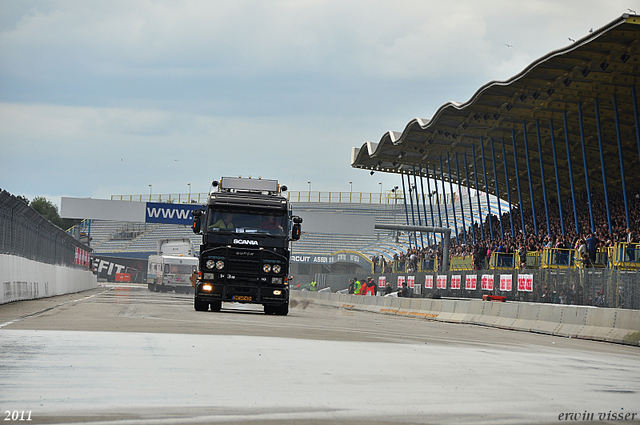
[207,207,287,235]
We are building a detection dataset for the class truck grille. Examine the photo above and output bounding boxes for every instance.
[228,250,260,274]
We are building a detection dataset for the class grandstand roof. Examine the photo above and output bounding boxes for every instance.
[351,14,640,207]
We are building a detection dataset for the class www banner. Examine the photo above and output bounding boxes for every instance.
[145,202,202,225]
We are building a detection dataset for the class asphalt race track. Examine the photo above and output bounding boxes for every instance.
[1,285,639,425]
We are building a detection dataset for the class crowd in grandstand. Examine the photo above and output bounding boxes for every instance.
[376,188,640,271]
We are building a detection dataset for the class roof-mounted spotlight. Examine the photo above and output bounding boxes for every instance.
[563,78,572,87]
[621,52,631,63]
[581,68,590,77]
[546,88,555,97]
[370,171,375,175]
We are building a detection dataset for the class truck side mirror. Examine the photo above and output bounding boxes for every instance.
[291,223,301,241]
[293,216,303,224]
[192,209,202,234]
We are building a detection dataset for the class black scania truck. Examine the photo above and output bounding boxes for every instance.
[191,177,301,315]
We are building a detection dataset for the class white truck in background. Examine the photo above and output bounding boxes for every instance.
[147,238,198,294]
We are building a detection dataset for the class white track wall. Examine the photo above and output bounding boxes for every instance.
[0,254,98,305]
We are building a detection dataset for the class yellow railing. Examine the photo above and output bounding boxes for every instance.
[489,252,517,270]
[450,256,474,271]
[610,242,640,270]
[540,248,578,269]
[391,258,437,273]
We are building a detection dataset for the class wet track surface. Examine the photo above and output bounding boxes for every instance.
[1,285,639,425]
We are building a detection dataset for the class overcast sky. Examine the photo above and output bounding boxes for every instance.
[0,0,635,207]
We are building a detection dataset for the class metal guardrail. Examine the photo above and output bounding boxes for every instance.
[0,190,91,268]
[316,268,640,309]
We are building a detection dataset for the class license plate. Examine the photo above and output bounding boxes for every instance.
[232,295,252,301]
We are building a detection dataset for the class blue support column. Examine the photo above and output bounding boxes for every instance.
[433,162,443,228]
[439,156,450,228]
[549,119,565,236]
[633,86,640,174]
[578,101,596,233]
[535,121,551,236]
[472,144,485,240]
[613,94,631,230]
[400,173,413,249]
[563,111,580,236]
[418,165,431,246]
[490,137,504,239]
[594,98,612,236]
[479,137,494,240]
[412,166,424,248]
[463,153,476,244]
[455,153,467,244]
[425,163,436,231]
[501,138,515,237]
[512,130,526,237]
[446,152,459,241]
[522,121,538,235]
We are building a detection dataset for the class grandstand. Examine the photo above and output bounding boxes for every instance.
[89,189,508,260]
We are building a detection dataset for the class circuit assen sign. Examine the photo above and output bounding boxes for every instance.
[290,251,369,266]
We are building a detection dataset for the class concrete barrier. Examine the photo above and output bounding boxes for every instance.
[291,291,640,346]
[1,254,97,305]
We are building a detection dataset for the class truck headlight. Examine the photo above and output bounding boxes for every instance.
[215,260,225,270]
[263,264,271,273]
[272,264,281,274]
[206,260,216,269]
[202,284,213,292]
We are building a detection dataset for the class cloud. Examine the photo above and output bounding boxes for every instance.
[0,0,634,205]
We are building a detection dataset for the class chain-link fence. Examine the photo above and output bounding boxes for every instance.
[315,268,639,310]
[0,190,90,268]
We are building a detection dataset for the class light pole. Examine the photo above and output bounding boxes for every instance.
[349,181,352,193]
[379,182,383,202]
[187,183,191,203]
[307,181,311,192]
[149,184,152,201]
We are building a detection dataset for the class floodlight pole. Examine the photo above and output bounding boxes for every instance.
[375,224,451,271]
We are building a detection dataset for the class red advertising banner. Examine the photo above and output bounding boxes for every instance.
[518,274,534,292]
[74,247,90,268]
[378,276,386,288]
[436,275,447,289]
[397,276,405,289]
[425,275,434,289]
[481,274,494,291]
[500,274,513,291]
[407,275,415,288]
[465,275,477,290]
[450,275,461,290]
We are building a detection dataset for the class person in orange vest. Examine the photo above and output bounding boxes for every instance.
[359,279,368,295]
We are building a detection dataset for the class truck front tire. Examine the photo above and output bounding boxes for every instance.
[194,297,208,311]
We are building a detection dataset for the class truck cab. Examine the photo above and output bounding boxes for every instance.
[192,177,301,315]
